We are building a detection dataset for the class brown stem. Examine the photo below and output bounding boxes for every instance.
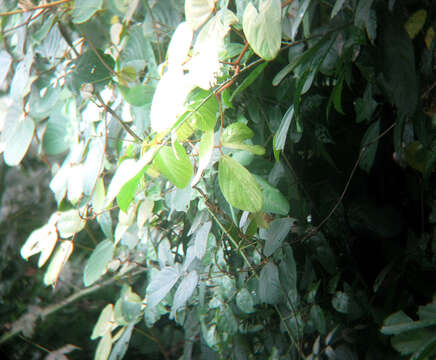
[0,0,71,16]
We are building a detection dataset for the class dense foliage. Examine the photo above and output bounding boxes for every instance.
[1,0,436,359]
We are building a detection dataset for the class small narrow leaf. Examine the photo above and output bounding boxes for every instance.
[331,0,347,18]
[95,333,112,360]
[218,156,262,212]
[192,130,214,186]
[43,241,74,287]
[291,0,312,40]
[91,304,115,340]
[108,324,134,360]
[230,62,268,101]
[273,105,294,160]
[359,120,380,173]
[193,221,212,259]
[84,240,114,287]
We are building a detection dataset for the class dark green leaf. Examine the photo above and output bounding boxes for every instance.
[236,288,255,314]
[230,62,268,101]
[261,218,294,256]
[147,266,180,308]
[109,324,134,360]
[359,120,380,173]
[72,0,103,24]
[258,262,281,304]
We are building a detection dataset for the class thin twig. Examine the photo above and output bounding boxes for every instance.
[0,0,71,16]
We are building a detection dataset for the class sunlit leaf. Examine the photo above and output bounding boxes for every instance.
[192,130,214,186]
[108,323,134,360]
[91,304,116,340]
[242,0,281,60]
[4,117,34,166]
[185,0,216,31]
[154,143,193,188]
[43,241,74,287]
[218,156,262,212]
[20,223,58,268]
[95,332,112,360]
[57,209,86,239]
[222,123,254,143]
[171,271,199,317]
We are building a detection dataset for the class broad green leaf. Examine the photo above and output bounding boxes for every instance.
[332,291,352,314]
[279,244,298,295]
[359,119,380,173]
[217,305,238,335]
[331,0,347,18]
[43,240,74,287]
[92,304,115,340]
[230,62,268,101]
[418,298,436,320]
[57,209,86,238]
[84,240,114,287]
[116,165,148,213]
[185,0,216,31]
[258,262,281,304]
[95,333,112,360]
[108,324,134,360]
[242,0,281,61]
[381,311,436,335]
[254,175,290,215]
[154,143,193,188]
[20,223,58,268]
[273,105,294,160]
[222,123,254,143]
[43,113,75,155]
[391,329,435,355]
[4,117,34,166]
[147,266,180,308]
[405,10,427,39]
[218,156,262,212]
[119,84,154,106]
[185,89,218,131]
[121,289,142,323]
[72,0,103,24]
[261,218,294,257]
[236,288,255,314]
[70,50,115,93]
[171,270,199,317]
[10,50,34,100]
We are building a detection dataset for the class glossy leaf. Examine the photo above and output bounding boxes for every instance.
[84,240,114,287]
[218,156,262,212]
[242,0,281,61]
[154,143,193,188]
[273,105,294,160]
[236,288,255,314]
[290,0,311,41]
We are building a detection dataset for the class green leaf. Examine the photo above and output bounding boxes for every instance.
[218,305,238,335]
[171,270,199,317]
[109,324,134,360]
[290,0,311,41]
[192,130,214,185]
[218,156,262,212]
[154,143,193,188]
[222,142,265,155]
[186,89,218,131]
[310,305,326,334]
[332,291,352,314]
[84,240,114,287]
[3,117,34,166]
[43,113,75,156]
[242,0,281,61]
[279,244,298,294]
[222,123,254,143]
[193,221,212,259]
[116,165,148,213]
[119,84,154,106]
[20,223,58,268]
[391,329,435,355]
[359,120,380,173]
[273,105,294,160]
[254,176,290,215]
[230,62,268,101]
[405,10,427,39]
[95,333,112,360]
[70,49,115,92]
[260,218,294,256]
[72,0,103,24]
[147,266,180,308]
[258,262,281,304]
[185,0,216,31]
[236,288,255,314]
[331,0,347,18]
[381,311,436,335]
[121,289,142,323]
